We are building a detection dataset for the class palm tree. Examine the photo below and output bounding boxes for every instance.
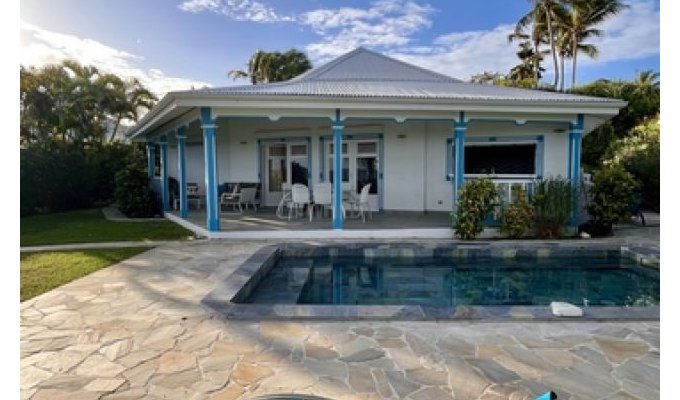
[105,76,157,141]
[630,70,660,94]
[554,21,598,92]
[516,0,567,89]
[228,49,312,84]
[509,40,546,85]
[563,0,628,89]
[509,27,544,88]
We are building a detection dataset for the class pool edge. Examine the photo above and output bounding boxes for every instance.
[201,241,660,321]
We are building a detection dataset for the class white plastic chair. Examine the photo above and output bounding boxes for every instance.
[342,182,358,218]
[239,187,258,212]
[312,182,332,218]
[220,183,241,213]
[275,182,293,219]
[289,184,312,221]
[187,182,201,209]
[357,183,372,222]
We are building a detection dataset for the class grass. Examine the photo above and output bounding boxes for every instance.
[20,248,149,301]
[21,208,193,246]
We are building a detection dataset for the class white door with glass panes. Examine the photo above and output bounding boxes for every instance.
[326,140,379,211]
[263,142,309,207]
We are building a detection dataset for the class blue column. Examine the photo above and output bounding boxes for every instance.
[176,126,188,218]
[332,109,344,230]
[159,135,169,211]
[146,142,155,179]
[453,112,467,208]
[569,114,584,226]
[201,107,220,231]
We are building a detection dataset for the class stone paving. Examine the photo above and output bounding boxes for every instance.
[20,238,660,400]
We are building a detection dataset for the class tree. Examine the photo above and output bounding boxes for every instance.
[554,21,598,92]
[103,76,157,142]
[470,71,505,85]
[573,73,659,170]
[508,26,545,88]
[228,49,312,84]
[508,40,545,85]
[562,0,628,89]
[20,60,156,146]
[516,0,567,89]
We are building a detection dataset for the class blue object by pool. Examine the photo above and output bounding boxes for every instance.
[534,392,557,400]
[243,255,659,307]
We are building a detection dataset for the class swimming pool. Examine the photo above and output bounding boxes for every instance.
[244,255,658,307]
[202,242,660,320]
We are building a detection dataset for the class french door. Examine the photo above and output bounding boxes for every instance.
[326,140,380,211]
[263,142,309,207]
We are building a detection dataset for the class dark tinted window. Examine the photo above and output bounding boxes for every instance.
[464,144,536,175]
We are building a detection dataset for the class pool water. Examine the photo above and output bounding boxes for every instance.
[244,256,659,307]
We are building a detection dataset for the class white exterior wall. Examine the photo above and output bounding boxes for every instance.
[171,116,571,210]
[167,122,206,195]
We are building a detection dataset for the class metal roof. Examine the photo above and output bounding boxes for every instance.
[188,47,619,103]
[128,47,625,139]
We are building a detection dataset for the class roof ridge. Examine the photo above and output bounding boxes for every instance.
[293,47,461,83]
[290,48,365,82]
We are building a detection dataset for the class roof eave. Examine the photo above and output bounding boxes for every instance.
[174,92,626,112]
[129,92,626,139]
[127,93,179,140]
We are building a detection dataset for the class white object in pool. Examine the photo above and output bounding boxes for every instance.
[550,302,584,317]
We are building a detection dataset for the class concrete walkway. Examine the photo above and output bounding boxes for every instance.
[20,228,660,399]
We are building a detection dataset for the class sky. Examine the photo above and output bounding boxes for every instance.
[19,0,660,98]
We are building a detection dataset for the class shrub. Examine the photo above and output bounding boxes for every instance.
[114,146,158,218]
[20,140,133,216]
[87,142,133,205]
[604,117,659,212]
[588,164,637,226]
[453,178,500,240]
[500,185,534,238]
[532,177,574,238]
[21,142,93,216]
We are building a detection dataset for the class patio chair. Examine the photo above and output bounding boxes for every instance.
[239,187,258,212]
[341,182,358,218]
[289,183,312,222]
[312,182,332,218]
[187,182,201,209]
[275,182,293,219]
[356,183,372,223]
[220,183,242,213]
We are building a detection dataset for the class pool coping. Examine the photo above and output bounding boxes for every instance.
[202,241,660,321]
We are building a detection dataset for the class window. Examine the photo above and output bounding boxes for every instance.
[154,145,161,177]
[447,139,540,179]
[465,144,536,175]
[289,144,309,186]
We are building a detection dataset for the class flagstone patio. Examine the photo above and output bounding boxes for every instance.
[20,233,660,399]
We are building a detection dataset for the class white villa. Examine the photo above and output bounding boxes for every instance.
[127,48,625,238]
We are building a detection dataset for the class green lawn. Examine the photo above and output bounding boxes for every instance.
[20,248,150,301]
[21,209,193,246]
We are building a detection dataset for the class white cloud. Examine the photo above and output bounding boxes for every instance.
[20,21,212,97]
[300,0,435,62]
[386,24,519,81]
[174,0,436,63]
[588,0,660,63]
[178,0,293,22]
[384,0,659,81]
